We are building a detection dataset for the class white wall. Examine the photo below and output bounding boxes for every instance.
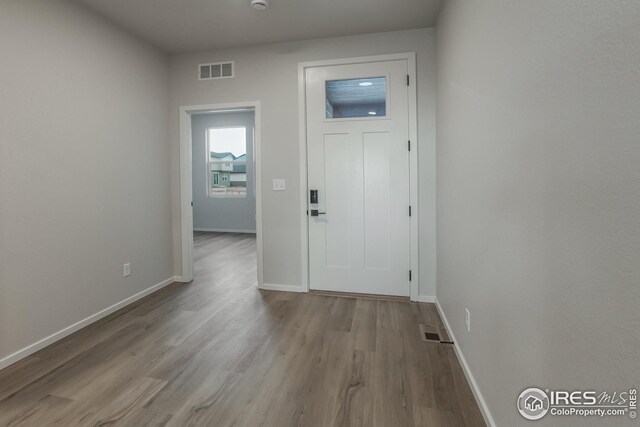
[170,28,437,296]
[0,0,173,365]
[436,1,640,426]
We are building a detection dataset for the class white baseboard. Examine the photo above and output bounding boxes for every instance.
[0,276,178,371]
[194,227,256,234]
[415,295,436,303]
[258,283,305,293]
[434,297,496,427]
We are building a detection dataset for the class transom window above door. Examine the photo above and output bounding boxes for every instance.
[207,127,247,198]
[325,76,387,119]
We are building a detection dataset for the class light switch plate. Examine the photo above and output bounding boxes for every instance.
[272,179,286,191]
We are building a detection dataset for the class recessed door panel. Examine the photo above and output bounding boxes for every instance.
[363,132,391,270]
[323,133,351,268]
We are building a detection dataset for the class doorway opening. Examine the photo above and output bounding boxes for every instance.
[179,102,263,286]
[193,111,255,230]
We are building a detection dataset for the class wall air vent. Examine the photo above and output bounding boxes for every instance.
[199,61,234,80]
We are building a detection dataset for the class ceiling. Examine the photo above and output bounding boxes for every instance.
[75,0,442,54]
[327,77,386,106]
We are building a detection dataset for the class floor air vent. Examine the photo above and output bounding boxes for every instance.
[425,332,441,341]
[418,324,453,344]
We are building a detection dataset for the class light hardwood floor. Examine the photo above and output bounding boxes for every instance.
[0,232,486,426]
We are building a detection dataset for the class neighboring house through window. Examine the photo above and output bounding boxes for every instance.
[207,127,247,198]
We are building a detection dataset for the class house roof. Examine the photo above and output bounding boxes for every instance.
[233,154,246,173]
[210,152,234,159]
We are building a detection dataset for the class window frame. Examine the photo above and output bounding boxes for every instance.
[206,126,248,199]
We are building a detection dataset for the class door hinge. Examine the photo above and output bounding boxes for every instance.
[409,205,412,217]
[409,270,412,281]
[408,140,411,151]
[407,74,410,86]
[190,201,193,207]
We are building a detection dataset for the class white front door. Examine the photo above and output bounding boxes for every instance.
[306,60,410,296]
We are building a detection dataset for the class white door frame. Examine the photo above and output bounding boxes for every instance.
[298,52,419,301]
[178,101,264,286]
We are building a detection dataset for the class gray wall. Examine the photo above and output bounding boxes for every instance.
[170,28,437,296]
[192,111,256,232]
[436,1,640,426]
[0,0,172,363]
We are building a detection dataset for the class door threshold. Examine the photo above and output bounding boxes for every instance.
[309,290,410,302]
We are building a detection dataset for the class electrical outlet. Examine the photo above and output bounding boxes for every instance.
[123,263,131,277]
[465,308,471,332]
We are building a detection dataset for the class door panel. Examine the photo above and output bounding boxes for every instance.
[324,133,351,268]
[306,60,409,296]
[363,131,391,270]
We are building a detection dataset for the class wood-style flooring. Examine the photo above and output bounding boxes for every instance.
[0,232,486,426]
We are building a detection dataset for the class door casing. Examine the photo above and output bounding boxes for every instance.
[178,101,264,286]
[298,53,419,301]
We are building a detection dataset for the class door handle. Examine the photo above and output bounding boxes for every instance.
[310,209,326,217]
